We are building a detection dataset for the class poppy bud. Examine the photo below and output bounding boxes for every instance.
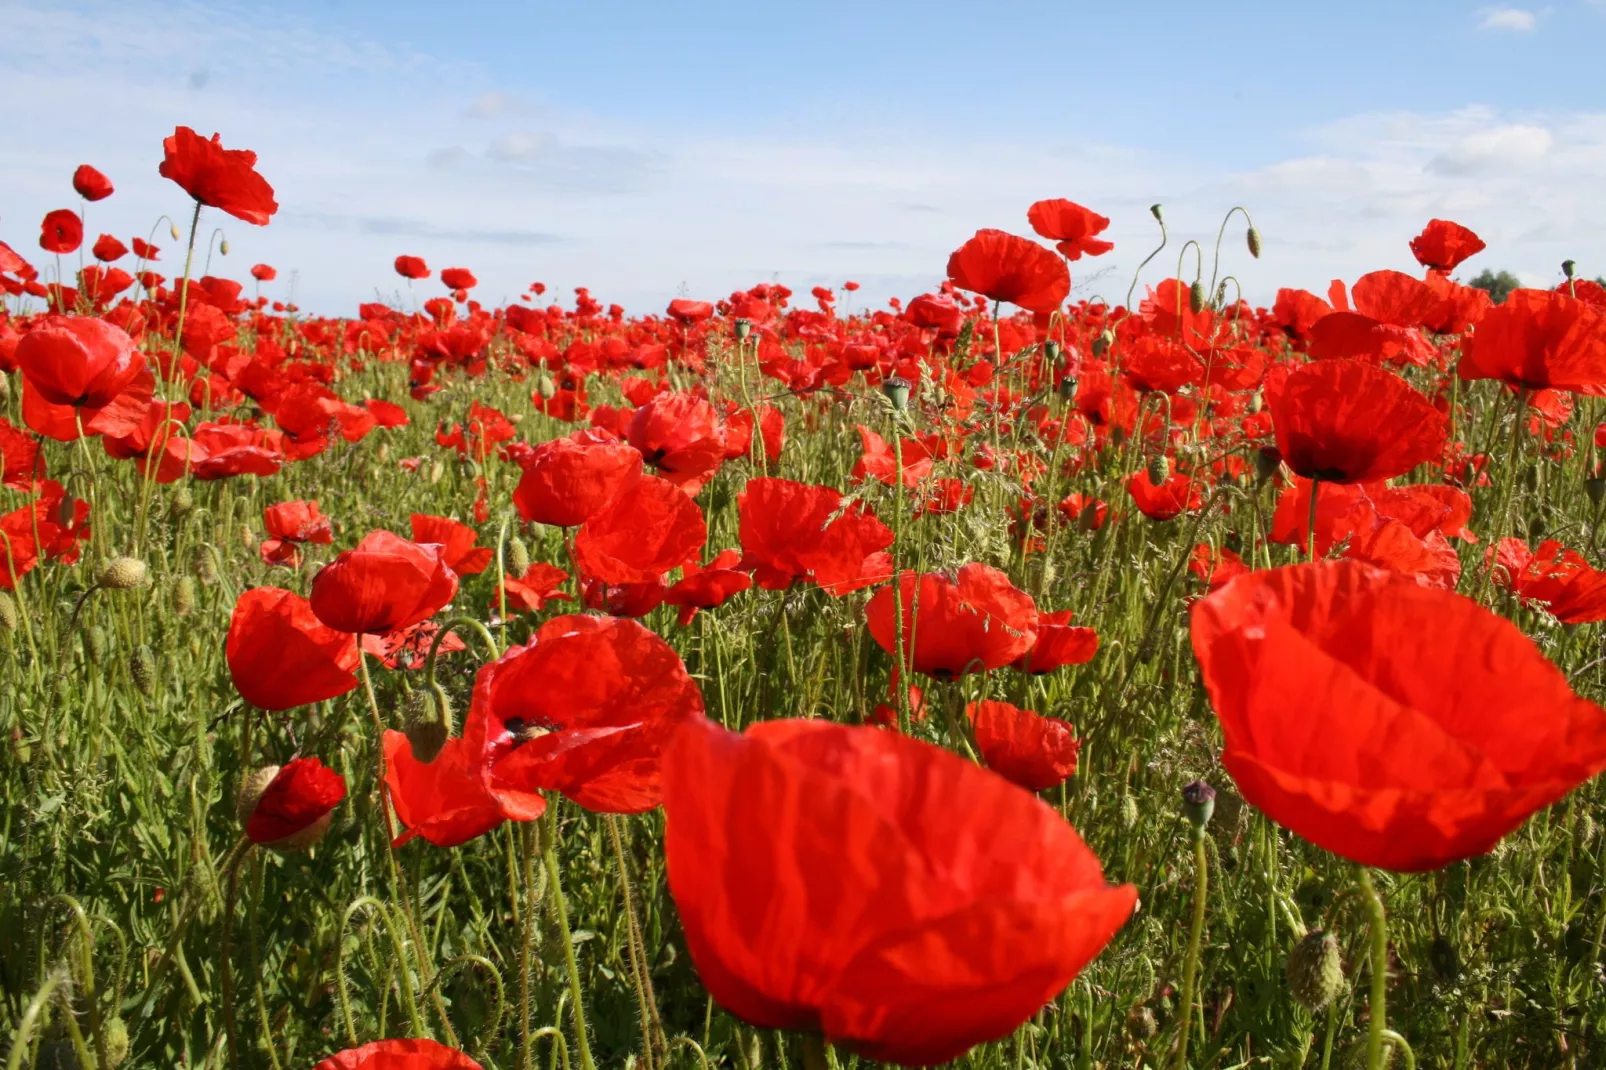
[1189,280,1207,314]
[1093,327,1115,356]
[170,222,181,240]
[237,765,281,823]
[174,576,197,617]
[1149,204,1165,224]
[1587,477,1605,505]
[1126,1004,1158,1040]
[1180,779,1215,830]
[85,625,108,665]
[535,371,557,399]
[98,556,148,590]
[0,373,9,404]
[1147,454,1172,485]
[1247,390,1264,415]
[1247,226,1263,259]
[734,318,752,341]
[219,239,230,256]
[193,545,219,585]
[403,686,452,764]
[103,1016,130,1068]
[509,535,531,577]
[129,644,156,695]
[1285,930,1345,1012]
[1577,813,1597,849]
[0,591,16,633]
[1563,259,1577,280]
[429,459,445,484]
[170,486,194,517]
[377,441,390,463]
[1428,934,1459,982]
[1044,339,1063,363]
[9,725,30,766]
[881,376,912,412]
[1254,445,1282,484]
[1119,793,1139,831]
[238,757,345,852]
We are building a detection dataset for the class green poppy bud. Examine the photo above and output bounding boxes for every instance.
[1247,226,1263,259]
[1286,930,1345,1011]
[98,557,148,590]
[509,535,531,577]
[1147,454,1172,485]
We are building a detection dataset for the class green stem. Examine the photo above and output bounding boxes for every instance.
[1357,867,1391,1070]
[607,813,664,1068]
[542,806,597,1070]
[1307,477,1321,563]
[1172,830,1209,1070]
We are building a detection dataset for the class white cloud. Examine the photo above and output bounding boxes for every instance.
[1478,6,1538,30]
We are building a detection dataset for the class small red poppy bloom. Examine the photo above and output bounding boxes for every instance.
[131,237,160,260]
[573,474,707,585]
[866,563,1038,679]
[243,756,346,845]
[72,164,115,202]
[1269,358,1445,483]
[91,234,128,262]
[1191,560,1606,871]
[310,530,460,635]
[15,315,144,409]
[251,263,276,282]
[501,562,574,614]
[226,587,360,710]
[159,126,279,225]
[1011,609,1098,673]
[627,392,727,492]
[1125,469,1202,521]
[440,266,477,290]
[946,229,1070,314]
[394,255,430,280]
[39,209,83,255]
[313,1038,484,1070]
[1409,218,1485,274]
[1457,288,1606,393]
[384,733,513,847]
[260,500,334,567]
[1491,538,1606,623]
[852,425,934,488]
[410,513,493,576]
[968,700,1080,791]
[738,477,893,595]
[1025,198,1114,260]
[666,549,753,626]
[466,614,706,814]
[667,298,714,323]
[514,429,642,527]
[662,717,1136,1065]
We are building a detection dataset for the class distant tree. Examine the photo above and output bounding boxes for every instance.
[1467,269,1521,305]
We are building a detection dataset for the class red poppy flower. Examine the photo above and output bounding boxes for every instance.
[627,392,727,492]
[946,229,1070,314]
[365,399,409,428]
[662,717,1136,1065]
[310,530,460,635]
[440,267,477,290]
[0,482,87,589]
[1191,560,1606,870]
[667,298,714,323]
[1010,610,1098,673]
[1190,545,1250,591]
[313,1039,484,1070]
[866,564,1038,679]
[251,263,277,282]
[131,237,160,260]
[0,418,42,490]
[410,513,493,576]
[259,500,334,566]
[360,620,466,671]
[1124,469,1202,521]
[394,255,430,280]
[466,614,706,814]
[226,587,360,709]
[851,425,934,488]
[1269,358,1445,483]
[1457,288,1606,393]
[573,474,707,585]
[72,164,114,202]
[243,756,346,845]
[15,315,144,409]
[968,700,1080,791]
[383,733,513,847]
[501,562,573,614]
[514,429,642,527]
[1409,218,1485,274]
[666,549,752,626]
[159,126,278,225]
[91,234,128,262]
[39,210,83,255]
[1491,538,1606,623]
[738,477,893,595]
[1025,199,1113,260]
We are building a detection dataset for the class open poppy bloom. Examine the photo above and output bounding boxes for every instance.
[1190,560,1606,870]
[573,474,707,585]
[1491,538,1606,623]
[1409,218,1485,274]
[1268,358,1445,483]
[466,614,706,814]
[665,549,752,626]
[626,391,727,492]
[737,477,893,595]
[394,255,430,280]
[310,530,459,635]
[241,756,346,847]
[513,429,642,528]
[1125,469,1202,521]
[501,562,574,614]
[661,717,1135,1065]
[865,563,1038,678]
[159,126,278,225]
[73,164,115,201]
[968,700,1080,792]
[411,513,493,575]
[15,315,144,409]
[39,209,83,255]
[260,500,334,567]
[946,229,1070,314]
[1456,288,1606,393]
[226,587,360,710]
[313,1038,484,1070]
[440,266,477,290]
[384,733,516,847]
[1025,198,1114,260]
[1010,609,1098,673]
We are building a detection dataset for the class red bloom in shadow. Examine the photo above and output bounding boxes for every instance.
[384,733,513,847]
[1026,198,1113,260]
[738,477,893,595]
[310,531,459,635]
[1191,560,1606,870]
[159,126,279,225]
[513,429,642,528]
[573,474,706,585]
[243,756,346,845]
[968,700,1080,791]
[410,513,493,575]
[1491,538,1606,623]
[313,1038,483,1070]
[1409,218,1485,274]
[226,587,360,709]
[1010,609,1098,673]
[466,614,706,814]
[1457,288,1606,393]
[661,717,1135,1065]
[1268,359,1445,483]
[865,564,1038,678]
[946,229,1070,314]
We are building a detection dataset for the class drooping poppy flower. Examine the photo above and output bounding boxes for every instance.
[1010,610,1098,673]
[310,531,459,635]
[90,233,128,262]
[38,210,83,255]
[946,229,1070,314]
[313,1039,484,1070]
[410,514,493,576]
[466,614,706,814]
[1025,199,1113,261]
[968,700,1080,791]
[159,127,278,225]
[243,756,346,845]
[851,424,934,488]
[1409,219,1485,274]
[513,429,642,527]
[1190,560,1606,871]
[1457,288,1606,393]
[866,564,1038,679]
[661,717,1136,1065]
[627,392,727,492]
[1491,538,1606,623]
[573,474,707,585]
[226,587,360,710]
[1268,358,1445,483]
[384,733,513,847]
[737,477,893,595]
[72,165,114,202]
[1125,469,1202,521]
[15,315,144,409]
[1189,544,1250,591]
[394,255,430,280]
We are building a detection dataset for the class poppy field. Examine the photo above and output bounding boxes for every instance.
[6,127,1606,1070]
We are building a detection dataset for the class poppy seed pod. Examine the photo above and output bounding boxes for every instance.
[1181,779,1216,829]
[733,318,752,341]
[1057,376,1077,400]
[881,376,912,412]
[1044,339,1063,363]
[98,556,148,590]
[535,371,557,400]
[1563,259,1577,280]
[1285,930,1345,1011]
[1247,226,1263,259]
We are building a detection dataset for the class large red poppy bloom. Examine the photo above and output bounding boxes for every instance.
[1409,218,1485,274]
[72,164,115,202]
[946,229,1070,314]
[1457,288,1606,393]
[1268,358,1445,483]
[626,392,727,492]
[159,127,279,225]
[466,614,706,814]
[968,700,1080,792]
[313,1038,484,1070]
[737,477,893,595]
[39,210,83,255]
[15,315,144,409]
[662,717,1135,1065]
[394,255,430,280]
[573,474,706,585]
[243,756,346,845]
[1191,560,1606,871]
[865,563,1038,679]
[513,429,642,527]
[226,587,360,710]
[310,530,459,635]
[1025,198,1114,260]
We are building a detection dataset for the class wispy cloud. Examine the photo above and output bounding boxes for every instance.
[1478,6,1539,30]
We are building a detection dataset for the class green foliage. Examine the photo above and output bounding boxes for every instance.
[1467,268,1521,305]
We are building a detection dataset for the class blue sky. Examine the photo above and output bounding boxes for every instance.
[3,0,1603,314]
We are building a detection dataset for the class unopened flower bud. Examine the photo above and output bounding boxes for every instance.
[429,459,445,484]
[174,576,197,617]
[1247,389,1264,415]
[1255,445,1283,483]
[98,557,148,590]
[0,591,16,633]
[1147,454,1172,485]
[1092,327,1115,357]
[170,222,181,240]
[193,545,219,585]
[219,238,230,256]
[535,371,557,399]
[403,686,452,764]
[1044,340,1063,363]
[1149,204,1165,224]
[0,374,9,404]
[103,1016,131,1068]
[1247,226,1263,259]
[1285,930,1345,1011]
[1189,280,1207,314]
[1126,1003,1158,1040]
[509,535,531,577]
[1181,779,1216,830]
[169,486,194,517]
[1119,793,1140,831]
[129,645,156,695]
[85,625,108,665]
